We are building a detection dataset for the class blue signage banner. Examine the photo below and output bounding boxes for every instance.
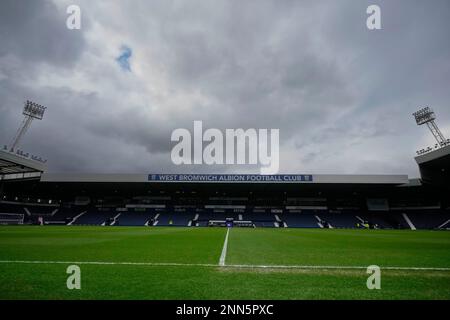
[147,174,313,183]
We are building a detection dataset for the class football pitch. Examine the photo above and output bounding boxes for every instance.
[0,226,449,300]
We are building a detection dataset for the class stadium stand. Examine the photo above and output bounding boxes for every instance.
[197,209,239,222]
[405,210,450,229]
[1,148,450,231]
[318,211,361,229]
[43,208,78,224]
[156,212,193,226]
[115,210,155,226]
[280,210,321,228]
[242,209,277,227]
[358,212,401,229]
[72,208,118,226]
[150,207,192,226]
[24,205,58,215]
[0,213,24,225]
[0,202,26,214]
[2,197,450,230]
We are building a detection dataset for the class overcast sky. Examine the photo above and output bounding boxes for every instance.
[1,0,449,177]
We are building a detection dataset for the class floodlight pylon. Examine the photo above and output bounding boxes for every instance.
[10,100,46,151]
[413,107,447,147]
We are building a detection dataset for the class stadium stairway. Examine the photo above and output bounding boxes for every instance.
[44,207,84,225]
[109,213,122,226]
[401,213,416,230]
[72,209,117,226]
[405,211,450,229]
[437,219,450,229]
[67,211,87,225]
[314,215,324,228]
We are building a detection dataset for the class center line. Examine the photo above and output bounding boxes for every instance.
[219,227,230,266]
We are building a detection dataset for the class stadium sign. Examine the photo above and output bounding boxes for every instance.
[147,174,313,183]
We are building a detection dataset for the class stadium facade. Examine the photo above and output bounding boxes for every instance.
[1,144,449,230]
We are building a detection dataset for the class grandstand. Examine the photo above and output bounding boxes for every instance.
[0,213,24,225]
[0,105,449,231]
[0,169,449,230]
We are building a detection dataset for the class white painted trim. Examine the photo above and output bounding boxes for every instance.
[24,208,31,216]
[438,219,450,229]
[67,211,86,226]
[402,213,416,230]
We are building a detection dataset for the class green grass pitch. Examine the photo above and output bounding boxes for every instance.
[0,226,449,299]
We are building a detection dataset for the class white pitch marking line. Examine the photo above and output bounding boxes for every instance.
[0,260,449,271]
[0,260,216,267]
[224,264,450,271]
[219,227,230,266]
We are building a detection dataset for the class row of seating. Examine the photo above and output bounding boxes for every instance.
[1,202,449,229]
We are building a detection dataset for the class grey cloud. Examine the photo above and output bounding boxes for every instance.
[156,1,355,125]
[0,0,86,67]
[0,0,449,176]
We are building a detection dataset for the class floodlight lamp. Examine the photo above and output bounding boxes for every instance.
[413,107,436,126]
[23,100,46,120]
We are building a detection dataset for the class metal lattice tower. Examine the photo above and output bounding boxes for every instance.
[10,100,46,151]
[413,107,447,147]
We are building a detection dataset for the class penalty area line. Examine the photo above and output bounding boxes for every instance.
[0,260,449,271]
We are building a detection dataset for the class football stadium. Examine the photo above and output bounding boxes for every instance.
[0,105,449,300]
[1,1,450,307]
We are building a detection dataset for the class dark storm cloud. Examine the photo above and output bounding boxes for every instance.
[0,0,449,175]
[153,0,355,133]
